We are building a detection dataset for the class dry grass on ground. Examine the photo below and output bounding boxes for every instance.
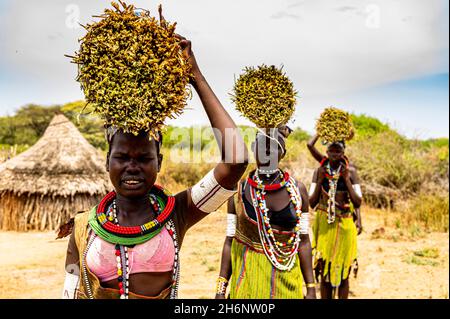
[0,208,448,299]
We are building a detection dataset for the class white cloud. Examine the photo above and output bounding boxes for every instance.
[0,0,448,137]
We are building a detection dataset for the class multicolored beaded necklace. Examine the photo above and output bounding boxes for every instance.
[320,157,349,224]
[248,169,303,271]
[247,170,290,191]
[95,185,175,237]
[84,187,181,299]
[109,194,179,299]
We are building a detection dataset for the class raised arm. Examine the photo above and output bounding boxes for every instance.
[215,196,236,299]
[176,37,248,228]
[307,134,325,163]
[180,37,248,188]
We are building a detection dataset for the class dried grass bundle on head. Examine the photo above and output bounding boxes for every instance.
[231,65,297,128]
[67,1,192,138]
[316,107,355,144]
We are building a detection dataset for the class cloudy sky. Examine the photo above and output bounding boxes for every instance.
[0,0,448,138]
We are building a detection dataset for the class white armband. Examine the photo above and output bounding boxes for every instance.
[352,184,363,198]
[308,183,317,197]
[299,212,310,235]
[62,271,80,299]
[226,213,237,237]
[191,169,237,213]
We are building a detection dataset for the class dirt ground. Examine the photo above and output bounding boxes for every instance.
[0,208,448,299]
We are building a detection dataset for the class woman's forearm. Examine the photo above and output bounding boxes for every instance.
[299,235,315,290]
[192,72,248,166]
[355,207,362,224]
[218,237,233,280]
[309,182,322,208]
[307,134,324,163]
[216,237,233,298]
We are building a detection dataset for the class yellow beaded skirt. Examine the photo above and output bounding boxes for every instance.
[229,240,304,299]
[312,209,358,288]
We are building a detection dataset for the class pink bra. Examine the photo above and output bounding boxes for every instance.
[86,227,175,282]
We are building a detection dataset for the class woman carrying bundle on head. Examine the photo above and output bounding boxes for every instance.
[308,107,363,299]
[60,2,248,299]
[215,65,316,299]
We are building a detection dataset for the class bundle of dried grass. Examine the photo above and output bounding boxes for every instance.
[316,107,354,143]
[68,1,191,137]
[231,65,297,128]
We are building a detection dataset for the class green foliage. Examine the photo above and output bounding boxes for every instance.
[404,248,441,266]
[400,194,449,233]
[0,102,107,152]
[404,255,440,267]
[1,102,448,233]
[351,114,391,138]
[420,138,449,149]
[60,101,107,150]
[414,248,440,259]
[0,104,60,146]
[289,127,311,142]
[15,104,61,137]
[347,130,440,194]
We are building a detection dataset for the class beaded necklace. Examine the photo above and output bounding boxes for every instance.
[84,187,181,299]
[248,170,303,271]
[108,194,180,299]
[110,194,157,299]
[95,185,175,237]
[247,170,290,191]
[320,157,349,224]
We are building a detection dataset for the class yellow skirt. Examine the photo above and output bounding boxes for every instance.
[312,210,358,288]
[229,240,304,299]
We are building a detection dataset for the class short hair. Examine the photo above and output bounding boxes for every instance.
[328,141,346,150]
[106,127,163,154]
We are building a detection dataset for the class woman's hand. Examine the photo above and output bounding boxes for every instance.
[176,34,202,84]
[158,7,201,82]
[356,217,363,235]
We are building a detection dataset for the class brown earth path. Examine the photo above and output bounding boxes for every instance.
[0,209,448,299]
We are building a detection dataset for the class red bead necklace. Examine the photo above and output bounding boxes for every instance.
[247,170,290,191]
[96,184,175,237]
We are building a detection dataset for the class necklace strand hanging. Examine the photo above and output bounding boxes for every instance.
[109,201,130,299]
[109,194,180,299]
[249,169,303,271]
[323,159,344,224]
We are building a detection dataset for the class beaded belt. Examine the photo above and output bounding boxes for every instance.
[316,205,352,218]
[234,229,265,254]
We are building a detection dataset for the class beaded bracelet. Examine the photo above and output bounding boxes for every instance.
[216,277,229,295]
[306,283,316,289]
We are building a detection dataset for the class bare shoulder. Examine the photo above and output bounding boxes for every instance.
[293,178,309,210]
[296,179,308,192]
[293,178,308,196]
[348,165,360,184]
[174,188,189,207]
[348,165,359,175]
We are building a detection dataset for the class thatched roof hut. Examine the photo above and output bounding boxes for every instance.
[0,114,111,231]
